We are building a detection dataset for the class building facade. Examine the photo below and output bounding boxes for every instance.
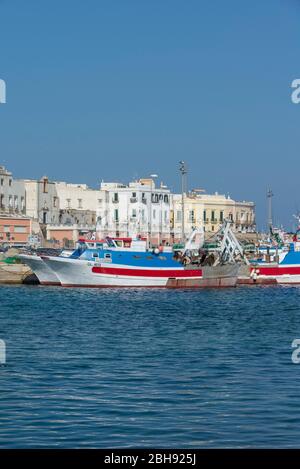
[96,179,171,245]
[171,191,256,241]
[24,176,60,225]
[0,166,26,215]
[0,165,257,247]
[0,215,32,246]
[0,166,30,246]
[23,177,103,246]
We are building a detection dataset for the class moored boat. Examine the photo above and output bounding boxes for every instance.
[17,253,61,285]
[41,222,243,288]
[18,240,104,285]
[246,222,300,284]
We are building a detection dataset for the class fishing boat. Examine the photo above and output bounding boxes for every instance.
[40,222,242,288]
[18,240,106,285]
[244,217,300,284]
[250,242,300,284]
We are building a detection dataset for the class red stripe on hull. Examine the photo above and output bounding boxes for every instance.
[91,266,202,278]
[40,281,61,286]
[253,266,300,276]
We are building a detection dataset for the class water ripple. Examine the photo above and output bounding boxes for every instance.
[0,285,299,447]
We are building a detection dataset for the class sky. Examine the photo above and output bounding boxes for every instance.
[0,0,300,230]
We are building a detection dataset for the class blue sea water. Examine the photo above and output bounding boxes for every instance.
[0,284,300,448]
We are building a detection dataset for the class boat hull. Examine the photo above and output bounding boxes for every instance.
[245,264,300,285]
[18,254,61,285]
[167,265,239,288]
[237,264,277,285]
[42,256,238,288]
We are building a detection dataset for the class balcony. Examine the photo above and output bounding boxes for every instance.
[112,199,119,204]
[142,198,147,204]
[130,197,137,203]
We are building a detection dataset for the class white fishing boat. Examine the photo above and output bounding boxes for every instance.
[41,222,243,288]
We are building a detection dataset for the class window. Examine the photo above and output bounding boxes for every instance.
[43,179,48,193]
[203,210,207,222]
[153,209,156,220]
[164,210,168,221]
[0,194,4,208]
[164,195,169,203]
[43,212,47,224]
[114,209,119,222]
[211,225,214,231]
[220,211,224,222]
[0,178,3,186]
[78,198,82,209]
[53,196,58,208]
[92,252,99,258]
[8,195,13,207]
[67,199,71,209]
[176,210,182,222]
[104,253,112,260]
[189,210,195,222]
[130,192,137,203]
[21,197,25,211]
[3,225,10,232]
[132,209,137,218]
[98,198,102,205]
[211,210,215,221]
[9,179,12,187]
[14,226,26,233]
[113,193,119,203]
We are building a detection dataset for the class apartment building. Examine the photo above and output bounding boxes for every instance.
[0,166,30,245]
[0,166,26,215]
[96,178,171,245]
[172,191,255,241]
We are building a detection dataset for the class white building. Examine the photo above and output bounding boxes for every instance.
[0,166,26,214]
[96,178,172,245]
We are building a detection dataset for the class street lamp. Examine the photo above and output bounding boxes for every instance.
[148,174,158,248]
[179,161,187,242]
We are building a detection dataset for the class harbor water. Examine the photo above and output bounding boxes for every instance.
[0,284,300,448]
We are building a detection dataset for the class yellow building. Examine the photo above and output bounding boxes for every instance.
[171,191,255,241]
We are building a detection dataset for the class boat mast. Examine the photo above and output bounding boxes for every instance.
[179,161,187,242]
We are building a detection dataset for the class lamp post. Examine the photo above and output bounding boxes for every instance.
[179,161,187,242]
[148,174,158,248]
[267,189,273,234]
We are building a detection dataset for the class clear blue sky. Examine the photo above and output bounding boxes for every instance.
[0,0,299,230]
